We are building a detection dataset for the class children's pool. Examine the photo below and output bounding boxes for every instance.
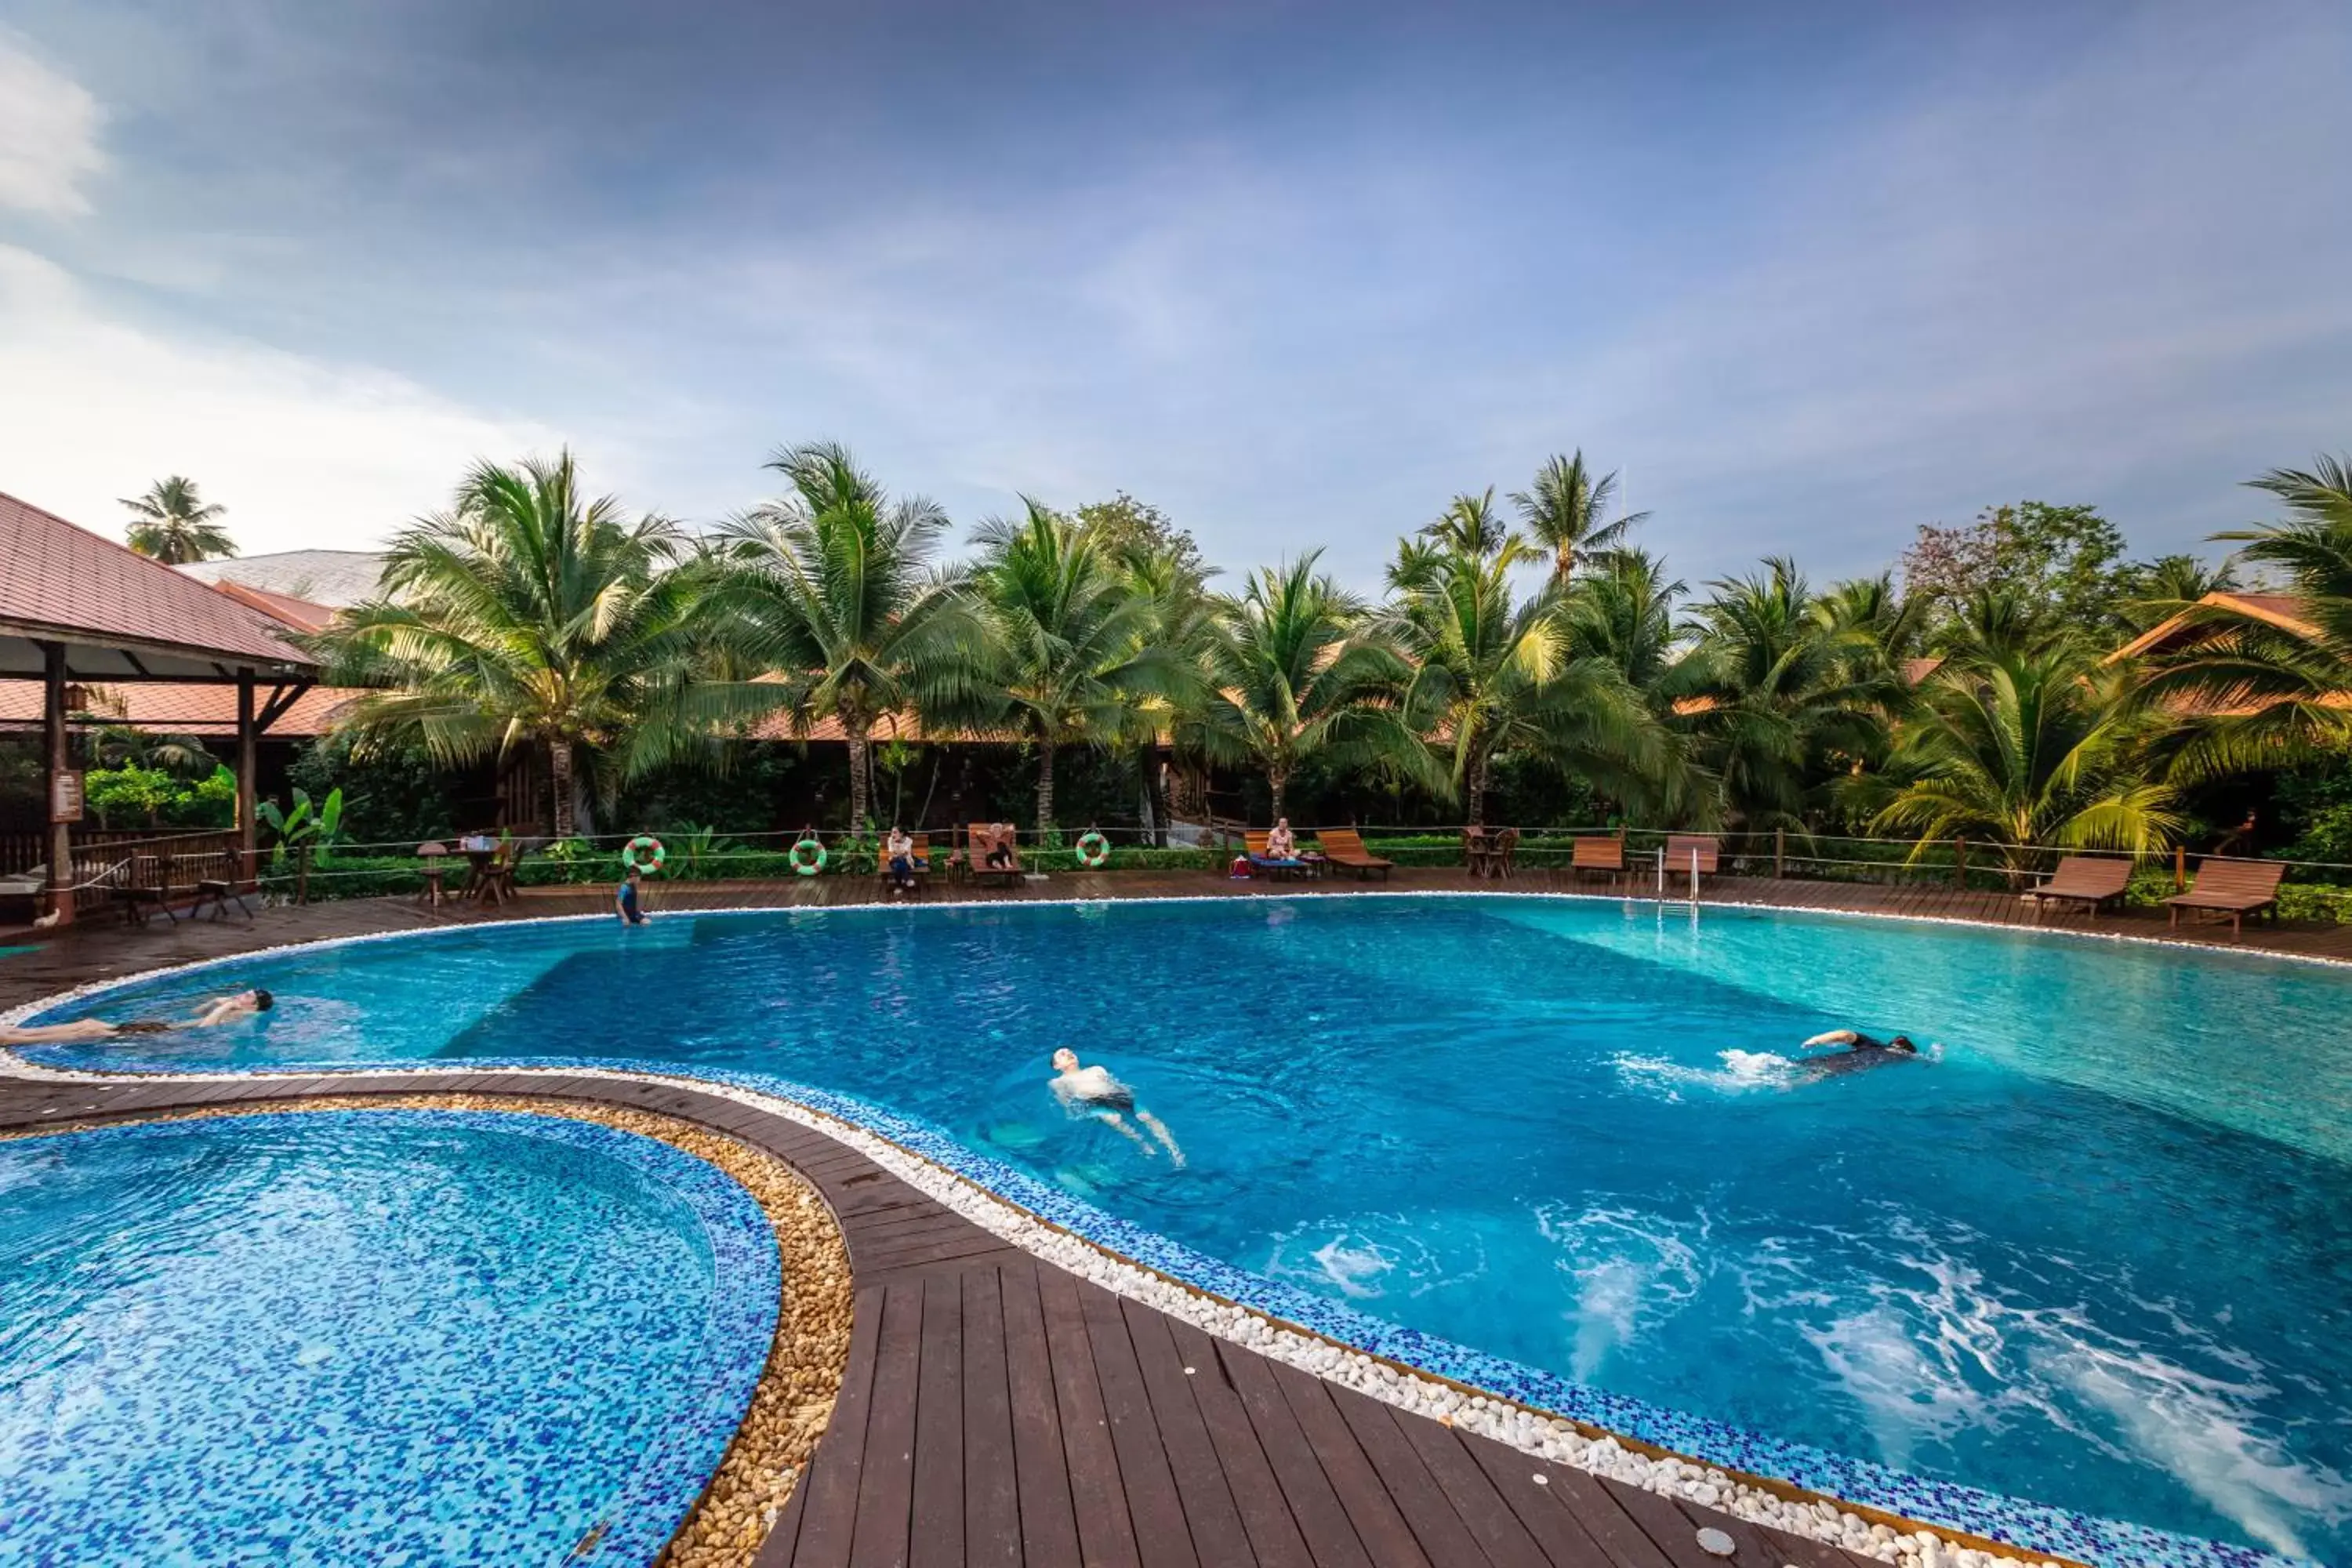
[16,895,2352,1563]
[0,1109,778,1566]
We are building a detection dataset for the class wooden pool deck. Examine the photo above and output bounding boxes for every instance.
[1,866,2330,1564]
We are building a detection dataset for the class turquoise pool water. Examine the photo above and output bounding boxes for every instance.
[0,1109,778,1566]
[17,895,2352,1562]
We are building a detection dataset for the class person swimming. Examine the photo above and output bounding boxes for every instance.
[1,989,274,1046]
[1050,1047,1185,1166]
[1797,1028,1921,1080]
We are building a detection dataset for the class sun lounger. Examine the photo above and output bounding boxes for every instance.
[1570,834,1625,887]
[2027,856,2132,921]
[1314,828,1393,882]
[2166,858,2285,937]
[1663,834,1719,887]
[966,824,1023,887]
[1244,831,1308,881]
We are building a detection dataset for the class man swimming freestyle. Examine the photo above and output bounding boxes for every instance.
[1797,1028,1920,1079]
[1,990,274,1046]
[1050,1048,1185,1166]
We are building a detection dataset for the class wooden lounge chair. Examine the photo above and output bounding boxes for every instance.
[1663,833,1720,889]
[966,824,1024,887]
[2166,858,2286,937]
[1243,831,1308,881]
[1570,834,1625,887]
[2027,856,2131,921]
[1314,828,1392,882]
[877,832,932,895]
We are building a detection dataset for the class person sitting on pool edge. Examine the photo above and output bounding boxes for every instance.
[885,825,920,893]
[2,990,273,1045]
[615,863,648,924]
[1798,1028,1921,1079]
[1050,1048,1185,1166]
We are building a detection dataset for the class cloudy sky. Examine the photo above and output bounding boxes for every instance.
[1,2,2347,588]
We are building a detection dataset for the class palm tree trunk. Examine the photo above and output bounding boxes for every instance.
[1036,739,1056,832]
[1269,766,1287,821]
[1137,750,1159,845]
[844,723,872,831]
[549,739,576,837]
[1467,750,1490,829]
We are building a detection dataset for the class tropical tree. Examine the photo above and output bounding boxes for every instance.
[1513,452,1647,583]
[1857,644,2183,873]
[1672,559,1906,828]
[1417,489,1515,561]
[1203,552,1423,818]
[120,476,235,564]
[314,451,724,837]
[1378,537,1666,826]
[1109,538,1222,843]
[1564,547,1684,694]
[2137,456,2352,780]
[968,499,1192,831]
[708,441,976,830]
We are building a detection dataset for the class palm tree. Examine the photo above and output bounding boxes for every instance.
[1858,644,2183,874]
[314,451,723,837]
[1417,489,1515,560]
[1564,547,1684,692]
[1378,537,1665,826]
[120,477,235,564]
[708,442,976,830]
[968,499,1191,831]
[1673,559,1904,828]
[1512,452,1647,583]
[1204,552,1422,818]
[1111,539,1223,844]
[2137,456,2352,780]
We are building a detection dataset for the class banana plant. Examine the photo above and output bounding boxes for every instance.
[256,786,350,866]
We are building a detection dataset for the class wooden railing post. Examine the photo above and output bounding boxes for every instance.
[2174,844,2187,891]
[1773,827,1785,880]
[296,844,312,906]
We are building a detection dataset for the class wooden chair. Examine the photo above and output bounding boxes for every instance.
[2166,858,2286,938]
[1468,827,1519,879]
[111,852,176,927]
[1664,833,1720,891]
[1570,834,1625,888]
[2027,856,2132,922]
[1243,830,1307,880]
[1314,828,1393,882]
[416,842,450,909]
[967,824,1024,887]
[878,832,932,895]
[190,877,252,922]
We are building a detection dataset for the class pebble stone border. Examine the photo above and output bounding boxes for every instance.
[4,1094,855,1568]
[5,893,2328,1568]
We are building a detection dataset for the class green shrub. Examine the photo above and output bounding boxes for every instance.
[84,764,237,830]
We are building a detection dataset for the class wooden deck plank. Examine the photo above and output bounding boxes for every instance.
[1162,1318,1316,1568]
[787,1287,885,1568]
[1035,1266,1145,1568]
[848,1281,923,1567]
[1264,1361,1432,1568]
[1077,1281,1200,1568]
[1600,1478,1726,1568]
[1000,1263,1086,1568]
[1119,1299,1260,1568]
[1323,1385,1494,1566]
[1212,1336,1376,1568]
[1530,1469,1677,1568]
[909,1273,965,1568]
[1458,1431,1620,1568]
[1385,1407,1551,1568]
[959,1268,1022,1568]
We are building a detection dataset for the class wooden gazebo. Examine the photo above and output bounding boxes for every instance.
[0,490,318,925]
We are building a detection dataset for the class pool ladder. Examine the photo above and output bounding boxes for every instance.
[1653,846,1704,909]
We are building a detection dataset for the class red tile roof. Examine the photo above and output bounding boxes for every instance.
[0,489,316,669]
[0,682,363,736]
[202,578,339,634]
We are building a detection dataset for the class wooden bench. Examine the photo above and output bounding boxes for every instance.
[2167,858,2285,938]
[1570,834,1625,887]
[1313,828,1393,881]
[190,877,252,922]
[1664,833,1720,889]
[877,832,933,895]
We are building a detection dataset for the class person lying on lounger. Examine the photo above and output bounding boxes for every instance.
[2,989,274,1045]
[1797,1029,1920,1079]
[1050,1047,1185,1166]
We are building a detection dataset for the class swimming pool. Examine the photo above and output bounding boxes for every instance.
[0,1109,779,1566]
[13,895,2352,1565]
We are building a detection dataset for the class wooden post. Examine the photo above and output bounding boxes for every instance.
[1954,837,1969,889]
[42,641,74,927]
[296,843,312,906]
[236,670,258,889]
[1773,827,1785,880]
[2174,844,2187,891]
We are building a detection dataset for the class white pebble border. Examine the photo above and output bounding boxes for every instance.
[7,1054,2063,1568]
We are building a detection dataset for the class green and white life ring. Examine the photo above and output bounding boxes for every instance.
[1074,830,1110,868]
[789,836,828,877]
[620,834,666,874]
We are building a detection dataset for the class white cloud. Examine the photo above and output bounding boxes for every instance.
[0,244,567,554]
[0,34,104,216]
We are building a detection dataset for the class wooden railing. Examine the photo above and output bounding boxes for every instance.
[0,829,248,916]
